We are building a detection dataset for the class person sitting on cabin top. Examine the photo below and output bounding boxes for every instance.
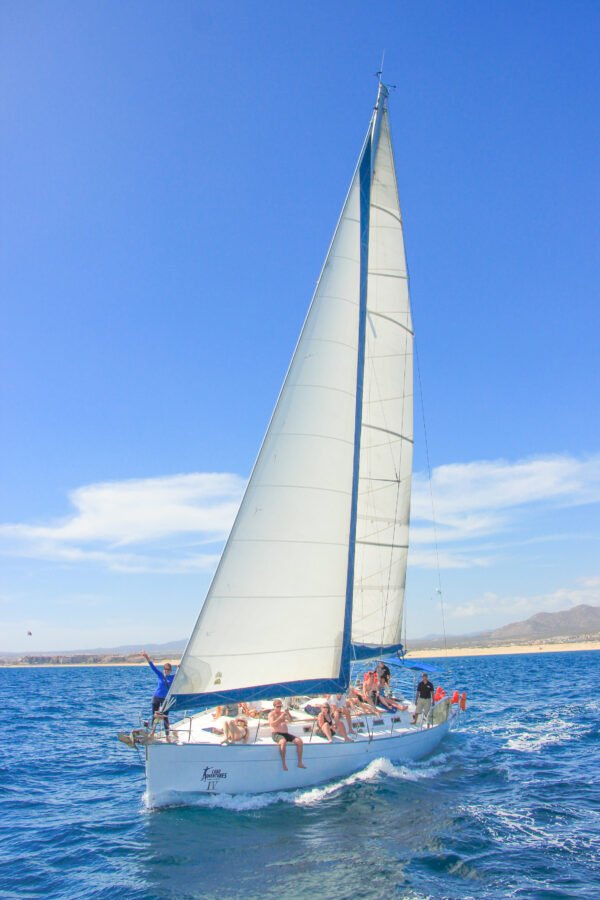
[221,718,249,745]
[268,700,306,771]
[380,670,409,711]
[412,673,435,724]
[317,702,351,742]
[349,683,377,714]
[140,650,175,735]
[239,700,261,718]
[375,676,397,712]
[327,693,357,735]
[212,702,239,719]
[375,669,405,712]
[376,661,391,684]
[363,670,381,708]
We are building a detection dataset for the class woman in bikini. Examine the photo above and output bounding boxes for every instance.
[316,703,351,742]
[221,718,249,744]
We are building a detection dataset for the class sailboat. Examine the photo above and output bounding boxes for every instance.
[130,83,460,806]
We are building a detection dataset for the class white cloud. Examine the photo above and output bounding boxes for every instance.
[450,577,600,621]
[0,473,244,573]
[410,453,600,568]
[413,454,600,522]
[408,548,492,569]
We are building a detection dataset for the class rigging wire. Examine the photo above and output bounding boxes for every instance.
[414,340,448,655]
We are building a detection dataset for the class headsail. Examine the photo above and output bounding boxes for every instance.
[351,97,413,657]
[169,86,412,711]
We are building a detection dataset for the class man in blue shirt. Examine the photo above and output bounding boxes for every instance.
[141,651,175,735]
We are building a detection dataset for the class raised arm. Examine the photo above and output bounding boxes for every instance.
[140,650,163,680]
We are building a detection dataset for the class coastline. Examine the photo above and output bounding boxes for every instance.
[405,640,600,659]
[0,659,182,669]
[1,641,599,668]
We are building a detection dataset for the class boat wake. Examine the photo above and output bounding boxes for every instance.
[292,754,451,806]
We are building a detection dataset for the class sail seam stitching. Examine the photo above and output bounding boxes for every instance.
[362,423,414,442]
[356,540,408,548]
[269,432,353,447]
[292,383,355,398]
[232,538,348,546]
[367,310,413,333]
[370,202,402,223]
[368,271,408,280]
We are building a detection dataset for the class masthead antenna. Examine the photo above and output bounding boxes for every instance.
[374,53,396,99]
[375,50,386,84]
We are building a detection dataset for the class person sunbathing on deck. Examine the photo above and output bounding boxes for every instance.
[268,700,306,771]
[317,702,352,742]
[221,718,249,744]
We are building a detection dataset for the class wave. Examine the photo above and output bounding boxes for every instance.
[503,717,590,752]
[460,800,598,856]
[470,710,593,753]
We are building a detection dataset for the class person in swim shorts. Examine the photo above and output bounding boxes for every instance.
[268,699,306,771]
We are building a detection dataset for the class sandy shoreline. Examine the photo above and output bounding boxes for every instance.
[405,640,600,659]
[1,641,599,668]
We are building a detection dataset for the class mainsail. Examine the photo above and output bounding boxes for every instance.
[169,85,413,711]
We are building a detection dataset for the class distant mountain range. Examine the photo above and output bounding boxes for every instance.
[0,640,187,661]
[409,603,600,650]
[2,604,599,662]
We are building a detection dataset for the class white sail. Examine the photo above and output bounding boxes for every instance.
[171,169,363,703]
[170,86,412,707]
[352,108,413,650]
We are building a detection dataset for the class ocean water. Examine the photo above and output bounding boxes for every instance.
[1,651,598,899]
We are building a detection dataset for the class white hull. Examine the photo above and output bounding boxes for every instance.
[145,714,453,807]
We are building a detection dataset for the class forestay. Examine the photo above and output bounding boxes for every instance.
[169,85,413,711]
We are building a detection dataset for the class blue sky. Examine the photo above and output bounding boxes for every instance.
[1,1,599,651]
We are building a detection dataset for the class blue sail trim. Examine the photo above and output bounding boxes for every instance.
[392,659,443,675]
[351,641,405,661]
[338,133,373,686]
[168,676,351,714]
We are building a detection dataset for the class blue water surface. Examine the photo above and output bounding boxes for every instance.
[1,651,598,899]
